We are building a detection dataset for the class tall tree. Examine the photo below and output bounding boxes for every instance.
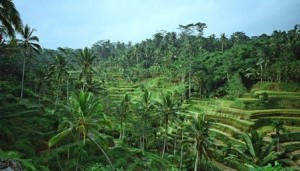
[186,114,214,171]
[116,94,131,140]
[78,47,96,91]
[272,120,284,152]
[159,93,180,158]
[0,0,23,37]
[52,52,69,101]
[49,91,114,171]
[17,24,42,98]
[192,70,207,98]
[220,33,227,53]
[137,89,156,150]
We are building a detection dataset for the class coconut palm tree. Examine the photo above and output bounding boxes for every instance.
[116,94,131,140]
[53,53,69,101]
[0,0,23,37]
[17,24,42,98]
[272,120,285,152]
[78,47,96,91]
[220,33,227,53]
[48,91,115,171]
[186,114,214,171]
[159,92,180,158]
[192,70,207,98]
[137,88,156,150]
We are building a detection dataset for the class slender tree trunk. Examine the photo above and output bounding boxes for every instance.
[162,137,166,158]
[221,42,224,53]
[122,125,125,140]
[173,128,178,156]
[194,151,199,171]
[56,152,64,171]
[20,55,26,98]
[88,136,115,171]
[277,135,280,152]
[67,76,69,101]
[142,117,147,151]
[119,119,123,140]
[199,84,202,98]
[56,79,61,101]
[188,63,191,98]
[140,136,142,149]
[162,114,169,158]
[260,64,263,82]
[179,127,184,171]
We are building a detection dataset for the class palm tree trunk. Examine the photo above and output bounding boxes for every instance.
[20,55,26,98]
[221,42,224,53]
[194,151,199,171]
[67,76,69,101]
[88,136,115,171]
[162,137,166,158]
[162,115,169,158]
[119,120,123,140]
[179,127,184,171]
[277,136,280,152]
[188,63,191,98]
[56,152,64,171]
[199,84,202,98]
[260,64,263,82]
[173,128,178,156]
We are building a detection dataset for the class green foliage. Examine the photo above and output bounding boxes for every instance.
[225,73,247,99]
[226,131,278,168]
[230,99,246,109]
[1,6,300,170]
[48,128,72,148]
[0,150,41,171]
[249,161,294,171]
[87,163,125,171]
[251,82,300,92]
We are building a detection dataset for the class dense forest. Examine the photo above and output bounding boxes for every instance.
[1,1,300,171]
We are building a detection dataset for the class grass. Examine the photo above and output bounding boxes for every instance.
[281,141,300,152]
[249,109,300,119]
[210,128,245,146]
[211,122,246,138]
[212,160,237,171]
[251,82,300,92]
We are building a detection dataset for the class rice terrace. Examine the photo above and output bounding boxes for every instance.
[1,0,300,170]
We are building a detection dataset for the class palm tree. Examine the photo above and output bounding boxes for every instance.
[256,58,265,82]
[220,33,227,53]
[49,91,115,171]
[78,47,96,91]
[137,88,156,150]
[192,70,207,98]
[226,131,277,168]
[0,0,23,37]
[186,114,214,171]
[159,92,180,158]
[116,94,131,140]
[53,53,69,101]
[272,120,285,152]
[17,24,42,98]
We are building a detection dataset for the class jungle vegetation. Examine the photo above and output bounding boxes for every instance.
[1,1,300,170]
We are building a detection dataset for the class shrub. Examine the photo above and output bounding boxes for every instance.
[225,73,247,99]
[230,99,246,109]
[249,161,294,171]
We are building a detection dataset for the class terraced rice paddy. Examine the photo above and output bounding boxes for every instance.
[105,73,300,170]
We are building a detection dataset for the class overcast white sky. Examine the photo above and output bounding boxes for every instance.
[14,0,300,49]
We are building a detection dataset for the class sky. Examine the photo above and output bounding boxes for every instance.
[14,0,300,49]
